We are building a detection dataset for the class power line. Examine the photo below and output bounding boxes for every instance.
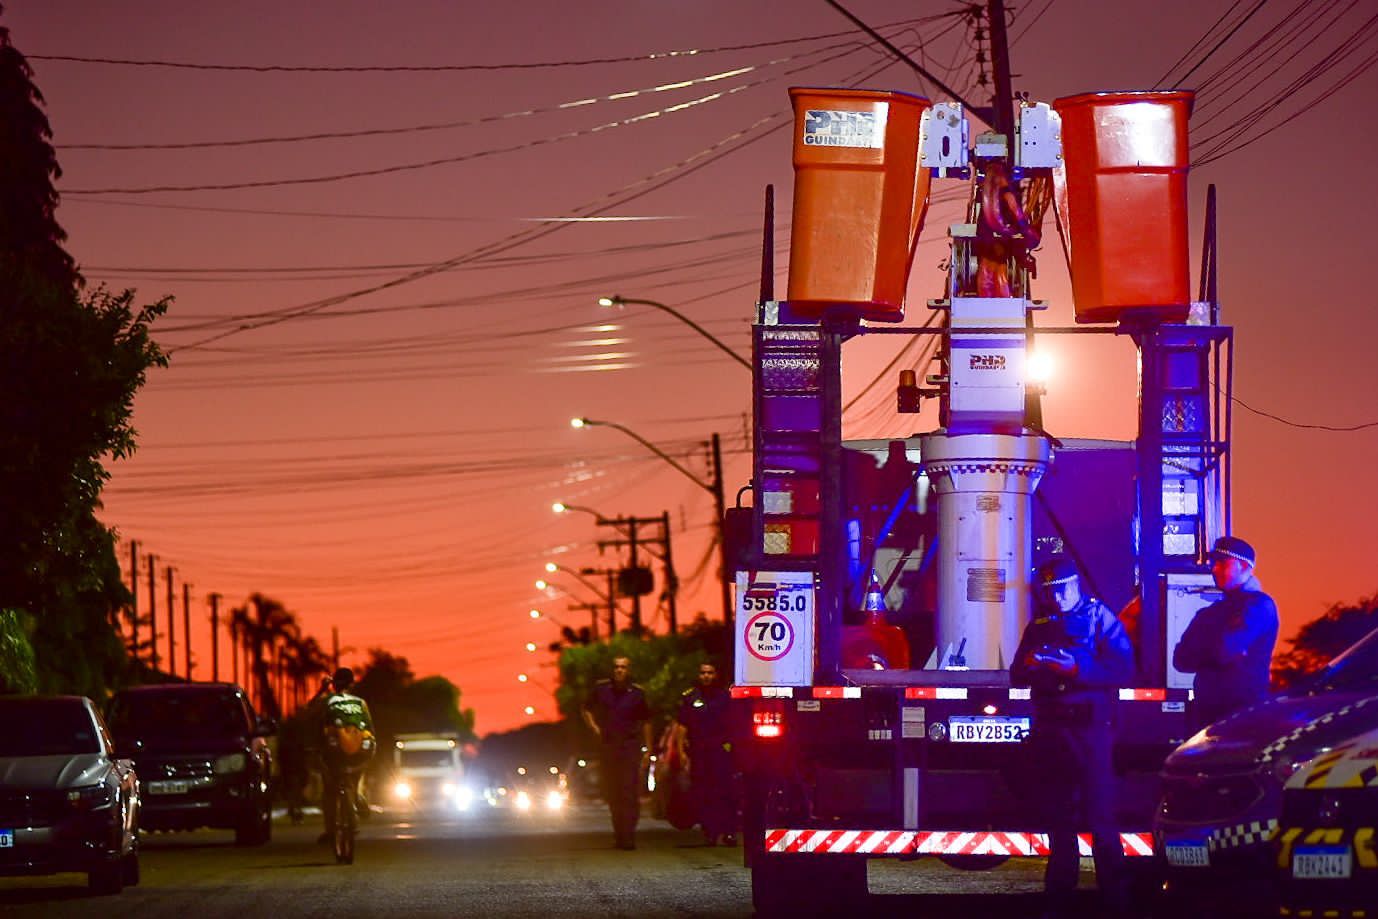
[28,17,938,73]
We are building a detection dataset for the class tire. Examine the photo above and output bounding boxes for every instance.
[938,853,1011,871]
[333,784,356,865]
[88,856,125,895]
[751,852,866,915]
[122,850,141,887]
[234,795,271,847]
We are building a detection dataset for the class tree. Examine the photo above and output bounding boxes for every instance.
[354,648,477,747]
[553,617,730,747]
[1273,593,1378,689]
[0,15,168,699]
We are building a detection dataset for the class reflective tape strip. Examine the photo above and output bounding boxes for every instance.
[813,686,861,699]
[1118,688,1167,701]
[1008,687,1032,700]
[903,687,969,700]
[767,829,1156,857]
[730,686,795,699]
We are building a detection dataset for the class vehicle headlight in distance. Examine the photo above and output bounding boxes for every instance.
[212,753,247,774]
[441,782,456,797]
[454,786,474,810]
[392,781,413,800]
[545,790,565,811]
[67,783,115,810]
[514,790,532,811]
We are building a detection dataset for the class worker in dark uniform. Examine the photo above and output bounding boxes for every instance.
[674,661,736,846]
[1173,536,1279,733]
[1012,558,1134,916]
[582,655,652,850]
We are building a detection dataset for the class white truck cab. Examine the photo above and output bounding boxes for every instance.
[389,733,470,810]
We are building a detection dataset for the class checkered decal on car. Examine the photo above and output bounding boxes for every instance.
[1207,817,1278,851]
[1259,696,1378,764]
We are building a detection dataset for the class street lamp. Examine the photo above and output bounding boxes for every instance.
[551,501,611,523]
[573,416,731,626]
[597,295,750,370]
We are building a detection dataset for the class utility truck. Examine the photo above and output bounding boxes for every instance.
[731,47,1236,915]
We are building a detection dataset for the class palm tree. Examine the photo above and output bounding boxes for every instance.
[282,634,331,711]
[241,594,297,720]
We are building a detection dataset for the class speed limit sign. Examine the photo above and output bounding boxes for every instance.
[734,571,815,686]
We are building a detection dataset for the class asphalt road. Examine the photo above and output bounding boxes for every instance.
[0,803,1115,918]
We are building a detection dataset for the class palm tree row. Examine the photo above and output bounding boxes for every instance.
[226,594,332,719]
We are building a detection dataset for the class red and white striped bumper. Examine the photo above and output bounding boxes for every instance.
[765,828,1155,857]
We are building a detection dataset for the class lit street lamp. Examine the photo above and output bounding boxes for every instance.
[597,295,749,370]
[573,416,731,626]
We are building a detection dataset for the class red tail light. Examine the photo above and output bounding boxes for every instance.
[753,710,784,739]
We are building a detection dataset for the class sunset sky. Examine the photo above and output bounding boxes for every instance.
[9,1,1375,734]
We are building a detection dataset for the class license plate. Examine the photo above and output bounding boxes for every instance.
[1292,846,1352,879]
[948,715,1030,743]
[0,829,12,848]
[146,780,190,795]
[1165,843,1209,867]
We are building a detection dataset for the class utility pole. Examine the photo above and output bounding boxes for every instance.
[165,566,176,679]
[660,511,679,634]
[986,0,1016,141]
[603,569,618,637]
[128,540,140,663]
[332,626,340,671]
[627,517,641,632]
[209,593,222,682]
[567,602,602,641]
[230,616,239,685]
[710,432,730,627]
[146,555,159,671]
[182,582,193,680]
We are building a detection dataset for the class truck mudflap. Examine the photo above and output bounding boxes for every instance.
[764,828,1156,857]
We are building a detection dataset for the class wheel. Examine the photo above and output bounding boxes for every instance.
[938,853,1011,871]
[333,785,356,865]
[122,849,141,887]
[234,794,271,846]
[750,852,866,915]
[88,856,125,895]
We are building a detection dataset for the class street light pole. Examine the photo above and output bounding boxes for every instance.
[598,295,750,370]
[573,417,732,627]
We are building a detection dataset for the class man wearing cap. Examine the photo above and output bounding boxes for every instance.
[1174,536,1279,731]
[1012,557,1134,915]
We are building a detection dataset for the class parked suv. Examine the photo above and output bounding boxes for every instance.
[106,683,274,846]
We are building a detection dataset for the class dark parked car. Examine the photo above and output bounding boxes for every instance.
[1277,723,1378,917]
[0,696,140,894]
[106,683,274,845]
[1155,627,1378,907]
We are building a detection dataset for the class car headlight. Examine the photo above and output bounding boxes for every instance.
[454,786,474,810]
[213,753,247,774]
[545,790,565,811]
[392,781,413,800]
[514,790,532,811]
[68,783,115,810]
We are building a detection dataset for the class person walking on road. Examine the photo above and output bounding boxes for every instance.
[1173,535,1279,733]
[1012,558,1134,916]
[582,655,652,850]
[675,661,736,846]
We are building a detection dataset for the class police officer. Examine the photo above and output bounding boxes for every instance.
[675,661,736,846]
[1012,558,1134,916]
[582,655,652,850]
[1173,535,1279,732]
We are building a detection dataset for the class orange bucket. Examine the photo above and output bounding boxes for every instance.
[1052,90,1195,323]
[786,88,931,323]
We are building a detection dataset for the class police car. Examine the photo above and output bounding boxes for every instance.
[1155,628,1378,906]
[1276,725,1378,918]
